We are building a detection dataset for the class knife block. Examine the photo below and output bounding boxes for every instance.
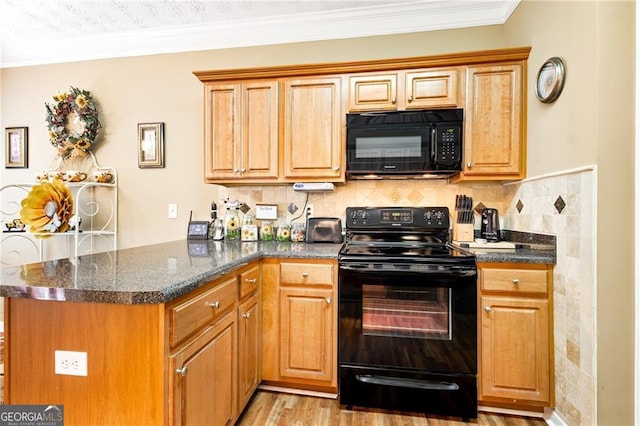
[454,224,474,242]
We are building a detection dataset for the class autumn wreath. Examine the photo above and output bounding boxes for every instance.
[45,87,101,158]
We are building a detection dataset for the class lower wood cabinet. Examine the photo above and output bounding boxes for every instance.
[167,261,261,425]
[478,263,554,409]
[262,258,338,393]
[238,293,261,412]
[169,311,237,426]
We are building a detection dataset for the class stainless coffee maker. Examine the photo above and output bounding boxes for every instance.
[480,208,500,242]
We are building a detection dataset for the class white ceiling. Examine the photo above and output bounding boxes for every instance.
[0,0,520,68]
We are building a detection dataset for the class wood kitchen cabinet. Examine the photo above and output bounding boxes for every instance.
[283,77,344,180]
[237,264,262,413]
[452,63,525,181]
[347,67,462,111]
[165,260,262,425]
[195,47,530,184]
[169,310,237,426]
[478,263,554,409]
[261,258,338,393]
[203,81,279,181]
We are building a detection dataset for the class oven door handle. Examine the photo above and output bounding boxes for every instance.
[355,374,460,391]
[339,262,476,277]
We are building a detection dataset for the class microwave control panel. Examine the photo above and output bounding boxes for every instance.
[433,124,462,166]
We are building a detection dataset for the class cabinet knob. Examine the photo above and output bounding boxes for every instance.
[302,272,309,278]
[467,162,473,168]
[484,306,491,313]
[512,278,520,284]
[325,297,332,304]
[333,166,340,171]
[392,98,397,104]
[246,278,257,284]
[240,168,246,173]
[176,366,188,376]
[408,95,413,102]
[206,301,221,309]
[243,312,251,319]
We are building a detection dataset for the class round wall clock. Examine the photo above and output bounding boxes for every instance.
[535,57,566,103]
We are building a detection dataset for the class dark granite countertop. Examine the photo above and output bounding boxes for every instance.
[0,231,554,305]
[0,240,341,305]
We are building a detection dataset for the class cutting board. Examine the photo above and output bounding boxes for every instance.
[454,240,518,249]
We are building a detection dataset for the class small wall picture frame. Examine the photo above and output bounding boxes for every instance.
[5,127,28,169]
[138,122,164,168]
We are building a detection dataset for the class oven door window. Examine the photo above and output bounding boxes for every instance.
[362,284,451,340]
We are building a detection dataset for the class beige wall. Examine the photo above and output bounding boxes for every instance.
[506,1,635,425]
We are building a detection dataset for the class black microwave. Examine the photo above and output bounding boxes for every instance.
[346,108,463,178]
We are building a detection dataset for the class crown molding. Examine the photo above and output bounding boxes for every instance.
[1,1,520,68]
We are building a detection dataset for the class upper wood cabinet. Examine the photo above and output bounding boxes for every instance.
[348,67,462,111]
[283,77,344,180]
[203,81,279,181]
[452,63,525,182]
[194,47,530,184]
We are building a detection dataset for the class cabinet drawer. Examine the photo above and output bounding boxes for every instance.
[169,277,237,347]
[239,264,260,299]
[481,268,548,294]
[280,262,334,286]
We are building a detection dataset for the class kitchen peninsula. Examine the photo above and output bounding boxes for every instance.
[0,238,554,425]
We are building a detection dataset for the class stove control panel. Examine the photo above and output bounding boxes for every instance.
[346,207,450,229]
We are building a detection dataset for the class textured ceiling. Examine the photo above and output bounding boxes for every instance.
[0,0,520,68]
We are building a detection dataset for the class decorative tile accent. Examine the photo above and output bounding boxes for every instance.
[474,202,486,215]
[516,199,524,213]
[554,196,566,213]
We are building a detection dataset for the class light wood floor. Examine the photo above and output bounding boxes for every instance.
[237,391,548,425]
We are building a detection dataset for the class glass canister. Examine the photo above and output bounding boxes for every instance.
[224,208,240,240]
[291,223,306,242]
[276,216,290,242]
[259,221,274,241]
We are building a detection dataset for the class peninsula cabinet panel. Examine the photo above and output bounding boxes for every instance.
[6,299,166,426]
[455,63,525,181]
[282,77,344,181]
[347,67,461,112]
[203,81,278,181]
[169,311,237,426]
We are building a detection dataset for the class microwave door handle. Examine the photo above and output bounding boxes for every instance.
[430,126,437,162]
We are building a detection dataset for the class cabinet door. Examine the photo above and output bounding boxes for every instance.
[480,295,550,404]
[204,83,242,179]
[204,82,278,181]
[240,81,279,179]
[283,77,344,180]
[279,286,335,384]
[238,294,261,413]
[170,312,237,426]
[460,64,524,179]
[348,74,398,111]
[405,68,460,108]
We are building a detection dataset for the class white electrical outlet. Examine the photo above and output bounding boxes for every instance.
[306,204,314,219]
[168,203,178,219]
[55,350,88,376]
